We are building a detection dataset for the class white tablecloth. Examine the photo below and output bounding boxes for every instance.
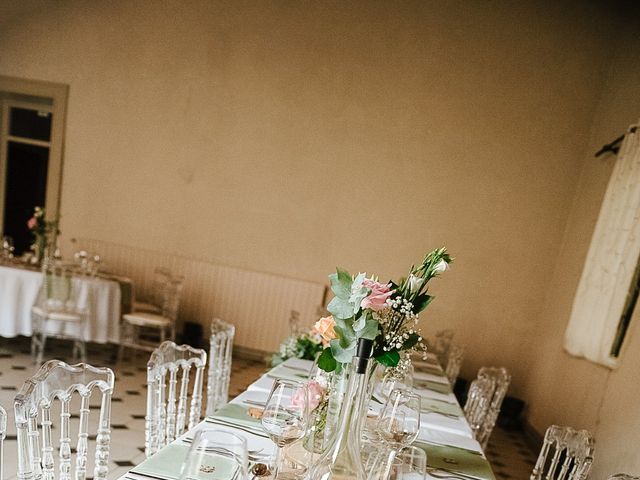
[0,264,121,343]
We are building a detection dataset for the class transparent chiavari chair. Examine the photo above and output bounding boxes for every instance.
[205,319,235,416]
[119,276,185,360]
[530,425,595,480]
[133,267,172,314]
[608,475,640,480]
[444,343,464,384]
[463,367,511,449]
[146,341,206,458]
[31,261,88,365]
[0,405,6,480]
[428,329,455,366]
[14,360,115,480]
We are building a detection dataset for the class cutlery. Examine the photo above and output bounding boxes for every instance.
[422,410,461,419]
[243,399,267,407]
[205,417,269,438]
[427,467,483,480]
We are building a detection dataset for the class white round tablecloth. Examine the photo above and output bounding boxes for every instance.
[0,264,121,343]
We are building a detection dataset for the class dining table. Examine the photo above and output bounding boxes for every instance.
[0,262,131,344]
[120,353,496,480]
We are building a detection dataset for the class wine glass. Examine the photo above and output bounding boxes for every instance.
[179,428,248,480]
[392,446,427,479]
[261,380,309,479]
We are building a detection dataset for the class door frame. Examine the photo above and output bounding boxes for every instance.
[0,75,68,229]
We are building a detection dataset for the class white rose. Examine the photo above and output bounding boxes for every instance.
[408,274,424,293]
[433,259,449,273]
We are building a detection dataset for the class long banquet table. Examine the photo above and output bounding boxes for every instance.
[0,263,125,343]
[121,354,496,480]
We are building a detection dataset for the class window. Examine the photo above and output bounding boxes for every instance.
[0,76,68,255]
[564,124,640,368]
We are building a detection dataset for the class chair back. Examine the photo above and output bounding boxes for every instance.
[464,366,510,448]
[0,405,6,480]
[149,267,172,308]
[206,319,235,416]
[39,262,76,309]
[14,360,114,480]
[161,276,184,321]
[530,425,595,480]
[146,341,206,457]
[444,343,464,384]
[428,329,454,366]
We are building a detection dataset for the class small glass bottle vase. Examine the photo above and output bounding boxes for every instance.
[305,343,373,480]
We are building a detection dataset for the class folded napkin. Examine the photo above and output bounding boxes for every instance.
[131,443,238,480]
[208,403,266,435]
[413,379,452,395]
[281,357,314,371]
[233,390,269,406]
[246,375,276,393]
[415,441,495,480]
[417,429,483,454]
[267,364,309,382]
[413,371,450,385]
[419,411,473,438]
[420,397,463,417]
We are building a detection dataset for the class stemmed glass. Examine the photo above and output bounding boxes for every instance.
[368,389,421,480]
[261,379,309,479]
[179,428,248,480]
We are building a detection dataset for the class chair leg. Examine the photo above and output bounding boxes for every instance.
[37,331,47,366]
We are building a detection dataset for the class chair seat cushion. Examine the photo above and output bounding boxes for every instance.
[32,305,83,322]
[132,301,162,313]
[123,312,171,328]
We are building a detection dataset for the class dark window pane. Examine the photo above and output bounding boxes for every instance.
[2,141,49,255]
[9,107,52,142]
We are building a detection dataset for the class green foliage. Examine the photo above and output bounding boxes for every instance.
[375,350,400,367]
[402,332,420,350]
[317,347,337,372]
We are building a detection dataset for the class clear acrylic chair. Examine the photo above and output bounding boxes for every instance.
[119,276,185,360]
[205,318,235,416]
[463,367,511,449]
[0,405,6,480]
[133,267,172,314]
[444,343,464,384]
[146,341,207,457]
[14,360,115,480]
[530,425,595,480]
[428,329,454,366]
[31,262,88,365]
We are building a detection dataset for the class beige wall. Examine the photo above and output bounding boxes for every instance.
[523,19,640,477]
[0,0,620,399]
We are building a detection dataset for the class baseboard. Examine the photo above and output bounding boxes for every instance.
[522,419,544,454]
[233,345,270,364]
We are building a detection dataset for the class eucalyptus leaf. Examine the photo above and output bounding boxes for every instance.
[330,339,356,363]
[329,269,353,300]
[353,315,366,331]
[358,318,379,340]
[328,296,355,320]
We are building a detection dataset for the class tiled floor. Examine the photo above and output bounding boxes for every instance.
[0,338,537,479]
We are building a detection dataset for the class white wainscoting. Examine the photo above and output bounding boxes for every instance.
[76,238,327,352]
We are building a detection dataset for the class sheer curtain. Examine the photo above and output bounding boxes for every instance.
[565,123,640,368]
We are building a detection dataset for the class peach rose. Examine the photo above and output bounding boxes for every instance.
[313,315,337,344]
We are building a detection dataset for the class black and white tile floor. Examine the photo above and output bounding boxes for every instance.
[0,338,537,479]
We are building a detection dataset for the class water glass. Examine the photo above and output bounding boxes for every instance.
[377,389,421,449]
[392,446,427,479]
[179,429,248,480]
[261,380,308,479]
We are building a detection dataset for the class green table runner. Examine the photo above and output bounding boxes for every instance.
[421,398,463,417]
[208,403,266,436]
[131,443,238,480]
[415,441,495,480]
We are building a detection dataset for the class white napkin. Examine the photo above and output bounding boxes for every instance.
[413,386,458,404]
[281,357,314,372]
[417,428,483,453]
[419,411,473,438]
[246,374,276,393]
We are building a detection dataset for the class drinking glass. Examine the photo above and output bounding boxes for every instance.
[179,428,248,480]
[377,389,421,448]
[261,380,308,479]
[392,446,427,479]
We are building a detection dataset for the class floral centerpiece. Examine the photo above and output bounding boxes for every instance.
[314,247,452,372]
[270,326,326,367]
[27,206,59,265]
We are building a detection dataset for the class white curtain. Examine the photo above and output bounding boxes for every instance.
[565,123,640,368]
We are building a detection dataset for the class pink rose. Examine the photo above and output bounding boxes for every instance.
[313,316,337,344]
[291,381,325,411]
[361,278,393,311]
[27,217,37,230]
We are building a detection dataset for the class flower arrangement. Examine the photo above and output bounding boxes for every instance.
[314,247,452,372]
[26,206,59,264]
[270,327,326,367]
